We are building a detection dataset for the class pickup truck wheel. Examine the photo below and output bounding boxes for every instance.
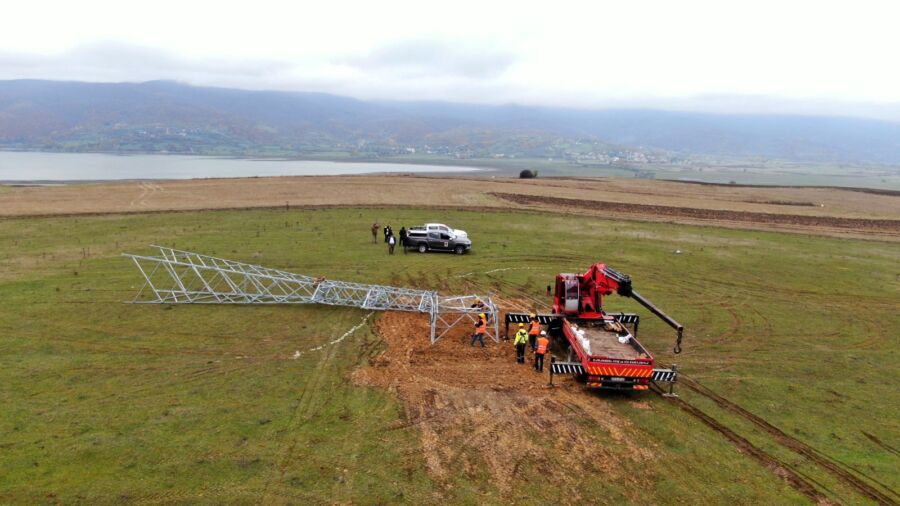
[454,245,465,255]
[418,243,427,253]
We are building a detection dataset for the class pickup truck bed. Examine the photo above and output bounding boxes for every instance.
[562,319,655,389]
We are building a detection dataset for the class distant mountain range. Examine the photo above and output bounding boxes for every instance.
[1,79,899,164]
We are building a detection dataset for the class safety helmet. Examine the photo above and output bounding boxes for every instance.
[479,313,485,318]
[540,330,547,336]
[518,323,525,327]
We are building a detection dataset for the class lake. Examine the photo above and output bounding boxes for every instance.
[0,151,481,182]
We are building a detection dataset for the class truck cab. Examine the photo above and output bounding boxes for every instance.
[424,223,468,239]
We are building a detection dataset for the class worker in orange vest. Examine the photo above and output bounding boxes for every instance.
[470,313,487,347]
[528,314,541,352]
[534,330,550,372]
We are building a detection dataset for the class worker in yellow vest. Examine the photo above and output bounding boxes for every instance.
[535,330,550,372]
[514,323,528,364]
[470,313,487,347]
[528,314,541,352]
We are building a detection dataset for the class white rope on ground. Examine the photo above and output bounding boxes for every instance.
[455,266,541,278]
[292,311,374,359]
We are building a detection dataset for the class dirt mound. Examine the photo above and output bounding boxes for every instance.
[353,311,654,499]
[490,192,900,235]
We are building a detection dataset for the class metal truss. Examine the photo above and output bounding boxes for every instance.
[124,246,499,343]
[431,294,500,344]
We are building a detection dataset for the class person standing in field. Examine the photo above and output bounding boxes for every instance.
[528,314,541,353]
[388,234,396,255]
[534,330,550,372]
[470,313,487,347]
[399,226,408,254]
[514,323,528,364]
[371,222,379,243]
[383,225,390,243]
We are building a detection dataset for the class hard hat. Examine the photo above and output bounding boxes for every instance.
[540,330,547,336]
[518,323,525,327]
[479,313,485,318]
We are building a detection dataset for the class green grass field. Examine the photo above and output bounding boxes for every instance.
[1,208,897,504]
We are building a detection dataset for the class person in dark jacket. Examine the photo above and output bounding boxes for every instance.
[399,227,408,254]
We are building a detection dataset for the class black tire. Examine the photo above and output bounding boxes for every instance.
[418,243,427,253]
[454,245,465,255]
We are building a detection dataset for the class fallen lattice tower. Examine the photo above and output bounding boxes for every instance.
[123,246,499,343]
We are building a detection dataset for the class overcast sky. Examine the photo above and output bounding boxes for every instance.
[2,0,900,119]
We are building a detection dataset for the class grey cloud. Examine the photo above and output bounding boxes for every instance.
[343,38,517,79]
[1,42,899,121]
[0,42,293,83]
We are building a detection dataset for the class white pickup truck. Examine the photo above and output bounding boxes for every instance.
[405,223,471,254]
[412,223,468,239]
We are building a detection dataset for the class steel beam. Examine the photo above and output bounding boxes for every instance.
[124,246,498,344]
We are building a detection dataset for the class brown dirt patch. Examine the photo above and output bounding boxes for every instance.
[353,311,654,499]
[490,192,900,237]
[3,174,897,239]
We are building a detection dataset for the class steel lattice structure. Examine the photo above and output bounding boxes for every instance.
[124,246,499,343]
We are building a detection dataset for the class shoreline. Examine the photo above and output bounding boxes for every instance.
[2,149,899,190]
[0,151,491,184]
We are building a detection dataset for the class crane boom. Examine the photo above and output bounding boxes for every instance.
[629,290,684,354]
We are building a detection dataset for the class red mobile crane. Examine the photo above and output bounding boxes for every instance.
[505,263,683,391]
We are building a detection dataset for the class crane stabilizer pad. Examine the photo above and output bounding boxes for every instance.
[651,369,678,382]
[505,313,556,324]
[605,312,639,324]
[551,362,586,375]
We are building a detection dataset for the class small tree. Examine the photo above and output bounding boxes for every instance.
[519,169,538,179]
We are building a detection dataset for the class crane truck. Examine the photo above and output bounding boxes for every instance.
[505,263,683,392]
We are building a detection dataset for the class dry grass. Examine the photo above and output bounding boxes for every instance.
[2,175,898,238]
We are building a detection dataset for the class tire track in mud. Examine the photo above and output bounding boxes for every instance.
[862,432,900,458]
[650,384,832,504]
[272,317,376,471]
[262,324,345,501]
[475,272,898,505]
[128,181,164,208]
[678,377,899,505]
[599,270,892,501]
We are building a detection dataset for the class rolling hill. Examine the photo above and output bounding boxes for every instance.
[1,79,900,163]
